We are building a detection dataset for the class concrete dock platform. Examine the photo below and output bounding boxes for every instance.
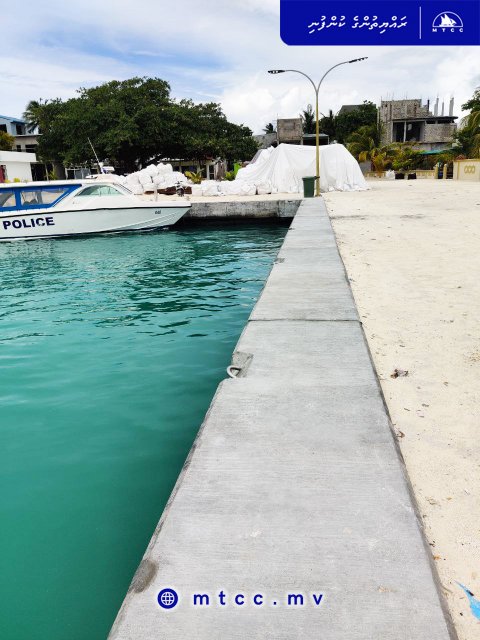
[109,199,454,639]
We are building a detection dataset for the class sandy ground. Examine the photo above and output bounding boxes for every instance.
[323,179,480,639]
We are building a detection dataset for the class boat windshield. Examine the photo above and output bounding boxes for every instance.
[76,185,123,197]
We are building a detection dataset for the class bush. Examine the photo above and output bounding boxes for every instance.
[184,171,203,184]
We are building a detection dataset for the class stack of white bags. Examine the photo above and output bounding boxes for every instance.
[116,163,189,195]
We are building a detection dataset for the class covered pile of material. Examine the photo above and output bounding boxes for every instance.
[111,143,367,196]
[235,143,369,194]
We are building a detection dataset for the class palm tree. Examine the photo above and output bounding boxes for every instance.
[301,104,315,134]
[319,109,336,139]
[23,99,49,133]
[348,125,397,175]
[455,110,480,158]
[263,122,276,134]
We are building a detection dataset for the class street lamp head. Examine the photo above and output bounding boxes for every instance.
[268,69,286,74]
[348,57,368,63]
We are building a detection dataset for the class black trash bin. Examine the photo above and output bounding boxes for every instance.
[302,176,317,198]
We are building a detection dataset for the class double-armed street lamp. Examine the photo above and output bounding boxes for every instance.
[268,58,368,196]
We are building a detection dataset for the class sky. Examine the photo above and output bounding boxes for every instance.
[1,0,479,134]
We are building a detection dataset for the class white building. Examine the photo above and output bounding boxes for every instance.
[0,113,40,154]
[0,151,37,182]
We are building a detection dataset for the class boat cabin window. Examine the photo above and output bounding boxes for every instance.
[19,187,72,207]
[0,191,15,208]
[76,185,122,197]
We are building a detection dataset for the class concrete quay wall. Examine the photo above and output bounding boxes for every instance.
[185,199,301,219]
[110,199,454,640]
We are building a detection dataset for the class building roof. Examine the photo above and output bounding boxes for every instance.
[303,133,329,139]
[0,114,26,123]
[337,105,362,115]
[391,116,457,122]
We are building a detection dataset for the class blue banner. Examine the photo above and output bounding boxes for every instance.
[280,0,480,45]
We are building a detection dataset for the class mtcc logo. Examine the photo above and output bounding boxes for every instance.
[464,165,476,174]
[432,12,464,32]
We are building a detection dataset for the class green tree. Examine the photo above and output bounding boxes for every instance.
[391,146,425,171]
[301,104,316,134]
[28,77,258,172]
[335,101,378,143]
[347,124,398,175]
[319,110,336,140]
[263,122,276,134]
[0,131,14,151]
[347,122,382,156]
[454,87,480,158]
[461,87,480,113]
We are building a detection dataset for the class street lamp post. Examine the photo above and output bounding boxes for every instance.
[268,58,367,197]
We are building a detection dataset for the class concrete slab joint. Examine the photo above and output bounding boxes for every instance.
[110,198,454,640]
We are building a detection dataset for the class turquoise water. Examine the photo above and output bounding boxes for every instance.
[0,224,287,640]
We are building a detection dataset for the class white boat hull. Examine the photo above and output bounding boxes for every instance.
[0,204,189,241]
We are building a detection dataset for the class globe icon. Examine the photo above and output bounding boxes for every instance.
[157,588,178,609]
[161,592,175,606]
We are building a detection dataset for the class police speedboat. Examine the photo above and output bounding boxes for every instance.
[0,180,190,241]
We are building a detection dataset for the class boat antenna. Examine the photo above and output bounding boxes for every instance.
[87,137,102,174]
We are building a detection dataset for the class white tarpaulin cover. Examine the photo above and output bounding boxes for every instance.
[236,143,369,193]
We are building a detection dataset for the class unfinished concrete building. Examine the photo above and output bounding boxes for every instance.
[379,98,457,151]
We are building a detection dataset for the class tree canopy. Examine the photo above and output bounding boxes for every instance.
[456,87,480,158]
[300,101,377,143]
[0,131,14,151]
[24,77,258,171]
[334,101,378,143]
[318,110,336,140]
[301,104,316,134]
[461,87,480,113]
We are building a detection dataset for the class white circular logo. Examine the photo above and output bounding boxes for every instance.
[432,12,464,32]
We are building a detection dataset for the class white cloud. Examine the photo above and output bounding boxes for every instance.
[0,0,478,133]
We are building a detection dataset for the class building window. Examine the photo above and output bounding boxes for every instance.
[16,145,22,152]
[0,124,7,132]
[25,145,37,153]
[15,124,24,135]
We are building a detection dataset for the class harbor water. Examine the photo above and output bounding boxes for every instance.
[0,223,287,640]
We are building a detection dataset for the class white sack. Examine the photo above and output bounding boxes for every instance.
[145,164,158,177]
[239,182,256,196]
[126,173,140,185]
[218,181,241,196]
[162,171,188,188]
[256,181,272,195]
[201,181,220,196]
[157,163,173,174]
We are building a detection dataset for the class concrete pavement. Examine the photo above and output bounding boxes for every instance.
[109,198,454,640]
